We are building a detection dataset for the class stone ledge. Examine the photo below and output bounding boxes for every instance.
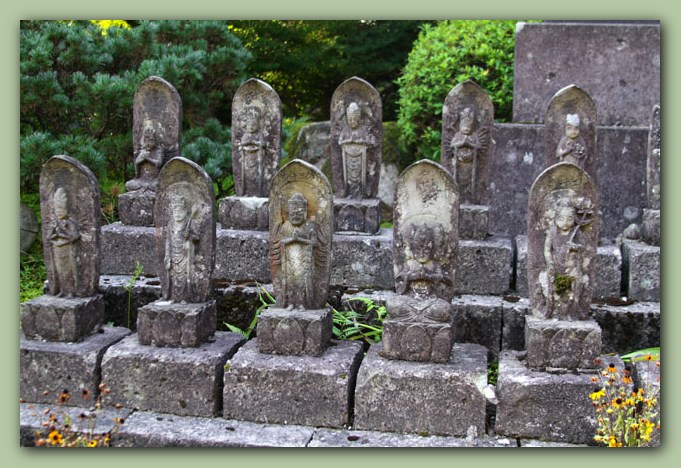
[309,428,515,447]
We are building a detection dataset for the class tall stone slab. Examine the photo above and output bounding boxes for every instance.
[545,85,597,181]
[119,76,182,226]
[642,104,660,245]
[136,157,217,347]
[21,155,104,342]
[330,77,382,234]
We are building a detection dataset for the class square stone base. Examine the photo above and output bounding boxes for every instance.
[21,294,105,342]
[381,319,453,363]
[333,198,380,234]
[456,236,512,295]
[118,190,155,226]
[623,239,660,302]
[223,339,364,427]
[20,326,130,406]
[257,308,332,356]
[459,204,489,240]
[101,332,244,417]
[451,294,504,360]
[137,300,216,348]
[525,316,602,370]
[219,196,268,231]
[641,208,660,246]
[495,350,609,445]
[354,343,488,437]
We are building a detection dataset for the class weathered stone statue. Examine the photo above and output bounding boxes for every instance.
[219,78,281,231]
[381,160,459,363]
[545,85,597,180]
[257,160,333,355]
[119,76,182,226]
[330,77,382,234]
[21,155,104,341]
[526,162,601,369]
[136,157,216,347]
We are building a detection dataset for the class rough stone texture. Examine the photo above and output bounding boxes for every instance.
[331,229,393,290]
[634,359,661,447]
[525,316,602,370]
[101,223,157,276]
[455,236,512,295]
[223,339,363,427]
[441,80,494,205]
[113,411,314,447]
[591,301,660,354]
[516,235,622,300]
[137,299,216,348]
[378,161,399,212]
[381,316,454,364]
[330,77,382,199]
[98,275,161,330]
[257,308,333,356]
[647,104,661,209]
[215,229,270,282]
[333,198,380,234]
[232,78,281,198]
[20,402,133,447]
[40,155,101,297]
[118,190,155,226]
[291,121,330,169]
[501,296,531,351]
[459,204,489,240]
[21,294,105,342]
[20,202,39,255]
[519,439,586,447]
[212,283,272,332]
[218,196,269,231]
[622,239,660,302]
[451,295,503,360]
[527,163,599,320]
[544,85,597,179]
[156,157,216,303]
[20,326,130,406]
[310,428,516,448]
[102,332,243,417]
[495,350,601,445]
[641,208,660,246]
[513,22,660,127]
[354,343,487,437]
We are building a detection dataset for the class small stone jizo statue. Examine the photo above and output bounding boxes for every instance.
[164,195,200,302]
[126,121,165,192]
[450,107,489,203]
[238,106,267,197]
[338,101,376,199]
[555,113,587,166]
[49,187,81,297]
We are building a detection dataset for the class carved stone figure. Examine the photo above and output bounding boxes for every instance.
[448,108,489,203]
[48,187,81,297]
[337,101,376,199]
[545,85,597,179]
[238,106,267,196]
[164,196,200,301]
[125,121,165,192]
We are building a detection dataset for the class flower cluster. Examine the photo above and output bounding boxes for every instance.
[590,355,660,447]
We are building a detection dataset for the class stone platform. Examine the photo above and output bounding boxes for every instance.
[118,190,155,226]
[354,342,487,437]
[223,339,363,428]
[622,239,660,302]
[218,196,268,231]
[20,326,130,406]
[20,294,105,342]
[101,332,244,418]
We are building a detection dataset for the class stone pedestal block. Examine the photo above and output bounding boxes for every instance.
[333,198,380,234]
[590,301,660,354]
[622,239,660,302]
[137,300,216,348]
[451,295,503,360]
[257,308,332,356]
[354,343,487,437]
[501,296,531,351]
[496,350,619,445]
[331,228,394,289]
[459,204,489,240]
[20,326,130,406]
[381,320,453,364]
[223,339,363,427]
[21,294,105,343]
[525,316,601,370]
[102,332,244,417]
[641,208,660,246]
[455,236,512,295]
[118,190,155,226]
[101,223,157,276]
[216,229,270,282]
[218,196,269,231]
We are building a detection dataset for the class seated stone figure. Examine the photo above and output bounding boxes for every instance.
[126,122,165,192]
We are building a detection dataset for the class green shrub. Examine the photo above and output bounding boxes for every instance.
[396,20,519,161]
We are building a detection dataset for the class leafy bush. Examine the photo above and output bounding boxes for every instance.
[396,20,519,161]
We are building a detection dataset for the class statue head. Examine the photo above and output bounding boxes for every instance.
[346,102,361,129]
[287,192,308,227]
[565,113,580,139]
[54,187,69,220]
[244,107,261,134]
[170,196,188,223]
[554,196,576,233]
[459,108,475,135]
[410,223,435,264]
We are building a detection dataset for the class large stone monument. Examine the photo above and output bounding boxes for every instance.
[119,76,182,226]
[223,160,364,427]
[441,80,493,240]
[219,78,281,231]
[330,77,382,234]
[354,160,488,437]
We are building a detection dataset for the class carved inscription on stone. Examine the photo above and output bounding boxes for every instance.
[232,78,281,198]
[40,155,101,297]
[527,163,599,320]
[545,85,597,180]
[330,77,382,199]
[155,157,215,303]
[269,160,332,310]
[441,80,493,205]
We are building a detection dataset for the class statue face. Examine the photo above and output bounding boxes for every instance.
[566,123,580,139]
[245,112,260,133]
[410,279,433,296]
[55,204,67,220]
[460,118,473,135]
[347,109,360,129]
[288,197,307,226]
[171,199,187,222]
[556,206,575,232]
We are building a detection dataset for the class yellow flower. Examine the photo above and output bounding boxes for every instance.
[606,408,614,414]
[48,430,63,446]
[88,440,98,447]
[608,436,619,447]
[630,423,640,431]
[594,435,603,443]
[606,363,617,373]
[589,389,606,401]
[622,375,633,385]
